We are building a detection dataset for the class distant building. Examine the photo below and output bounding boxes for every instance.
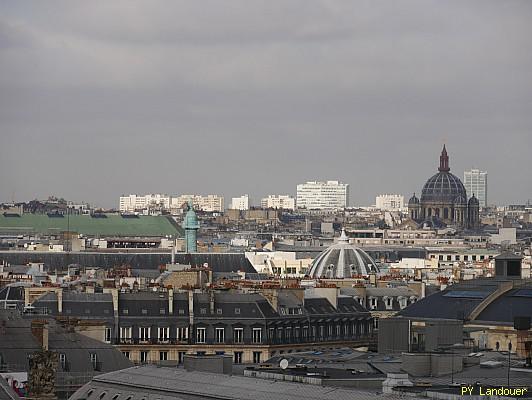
[296,181,349,210]
[172,194,224,213]
[408,146,480,230]
[119,194,170,213]
[230,195,250,210]
[260,195,295,210]
[464,169,488,208]
[375,194,404,211]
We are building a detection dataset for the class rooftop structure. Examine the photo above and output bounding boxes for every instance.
[308,230,380,278]
[0,214,181,237]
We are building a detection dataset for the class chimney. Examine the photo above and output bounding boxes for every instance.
[171,245,176,264]
[168,287,174,315]
[209,290,215,315]
[188,290,194,326]
[57,289,63,314]
[31,320,49,351]
[111,288,119,316]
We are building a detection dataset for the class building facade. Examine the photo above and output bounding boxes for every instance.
[119,194,171,213]
[375,194,404,211]
[172,195,224,213]
[260,195,295,210]
[31,289,374,365]
[296,181,349,210]
[464,169,488,208]
[230,195,250,210]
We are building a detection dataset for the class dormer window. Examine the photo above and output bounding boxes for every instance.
[369,297,377,310]
[398,296,408,309]
[383,296,393,310]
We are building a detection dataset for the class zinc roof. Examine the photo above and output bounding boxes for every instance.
[0,214,182,237]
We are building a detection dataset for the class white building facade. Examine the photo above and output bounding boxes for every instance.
[230,195,250,210]
[464,169,488,208]
[120,194,223,213]
[375,194,404,211]
[296,181,349,210]
[172,195,224,213]
[260,195,295,210]
[119,194,170,213]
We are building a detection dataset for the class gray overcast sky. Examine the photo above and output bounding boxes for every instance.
[1,1,531,208]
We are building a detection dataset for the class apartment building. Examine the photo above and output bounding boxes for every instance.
[296,181,349,210]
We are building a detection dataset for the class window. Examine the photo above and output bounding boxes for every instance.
[234,352,243,364]
[178,351,186,364]
[140,351,149,363]
[370,298,377,309]
[158,327,170,342]
[89,353,98,370]
[59,353,67,370]
[285,327,292,341]
[178,309,185,315]
[234,328,243,344]
[253,351,261,364]
[177,327,189,341]
[398,297,408,309]
[216,308,222,315]
[122,351,130,359]
[335,325,341,337]
[196,327,206,343]
[104,327,112,343]
[120,326,132,341]
[160,308,166,315]
[159,351,168,361]
[252,328,262,344]
[122,309,129,315]
[141,309,148,315]
[200,308,207,315]
[373,318,379,329]
[234,308,241,314]
[215,327,225,343]
[302,326,308,339]
[139,327,151,341]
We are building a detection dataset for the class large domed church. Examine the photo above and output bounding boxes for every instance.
[408,145,479,230]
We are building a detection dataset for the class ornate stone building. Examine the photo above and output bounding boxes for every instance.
[408,145,479,230]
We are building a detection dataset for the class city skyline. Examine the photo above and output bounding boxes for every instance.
[1,1,531,208]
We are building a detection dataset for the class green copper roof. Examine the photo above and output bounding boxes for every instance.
[0,214,182,237]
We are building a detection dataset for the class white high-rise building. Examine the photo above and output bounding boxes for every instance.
[119,194,170,212]
[171,194,224,213]
[375,194,404,211]
[231,195,250,210]
[296,181,349,210]
[464,169,488,207]
[260,195,295,210]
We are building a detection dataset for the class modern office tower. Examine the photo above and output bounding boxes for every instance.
[260,195,296,210]
[296,181,349,210]
[464,169,488,207]
[230,195,250,210]
[375,194,404,211]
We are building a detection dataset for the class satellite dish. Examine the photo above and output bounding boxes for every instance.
[279,359,289,370]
